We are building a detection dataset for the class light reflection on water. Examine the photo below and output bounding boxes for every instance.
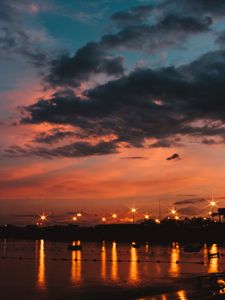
[203,243,208,266]
[208,244,219,274]
[111,241,118,281]
[177,290,188,300]
[169,242,180,278]
[71,241,82,284]
[1,240,225,299]
[101,241,107,280]
[129,246,139,283]
[37,239,46,290]
[145,242,149,253]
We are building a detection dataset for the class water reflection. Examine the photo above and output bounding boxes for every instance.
[3,239,7,256]
[71,241,82,284]
[169,242,180,277]
[208,244,219,273]
[111,241,118,281]
[203,243,208,266]
[129,246,139,283]
[101,241,107,280]
[37,239,46,290]
[177,290,188,300]
[145,242,149,253]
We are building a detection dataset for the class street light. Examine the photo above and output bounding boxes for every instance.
[144,214,149,220]
[131,208,136,224]
[102,217,106,222]
[209,200,217,220]
[112,214,117,219]
[40,214,47,221]
[171,208,176,215]
[77,212,82,217]
[72,216,77,221]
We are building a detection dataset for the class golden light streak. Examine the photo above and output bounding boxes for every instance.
[145,242,149,253]
[111,241,118,281]
[129,246,139,283]
[177,290,188,300]
[169,242,180,278]
[37,239,46,290]
[101,241,107,280]
[208,244,219,274]
[71,241,82,284]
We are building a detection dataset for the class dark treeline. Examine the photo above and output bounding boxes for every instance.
[0,218,224,243]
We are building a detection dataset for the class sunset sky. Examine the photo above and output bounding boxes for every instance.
[1,0,225,225]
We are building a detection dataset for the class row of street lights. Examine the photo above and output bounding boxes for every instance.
[36,200,218,225]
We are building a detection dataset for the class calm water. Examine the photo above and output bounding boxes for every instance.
[0,240,224,300]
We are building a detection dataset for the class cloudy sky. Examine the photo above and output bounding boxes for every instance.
[1,0,225,224]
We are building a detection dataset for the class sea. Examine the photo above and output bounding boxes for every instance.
[0,239,225,300]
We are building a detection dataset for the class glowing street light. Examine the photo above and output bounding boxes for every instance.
[170,208,179,220]
[144,214,149,220]
[112,214,117,219]
[77,212,82,217]
[155,218,160,224]
[209,198,217,220]
[72,216,77,221]
[40,214,47,221]
[210,201,216,207]
[131,208,137,224]
[102,217,106,222]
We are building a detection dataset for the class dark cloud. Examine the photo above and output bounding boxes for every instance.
[180,0,225,16]
[216,31,225,46]
[101,15,211,52]
[33,128,76,144]
[5,140,118,159]
[111,5,154,26]
[174,198,206,206]
[45,4,212,90]
[177,205,205,216]
[46,42,124,88]
[16,50,225,158]
[166,153,180,161]
[0,0,48,67]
